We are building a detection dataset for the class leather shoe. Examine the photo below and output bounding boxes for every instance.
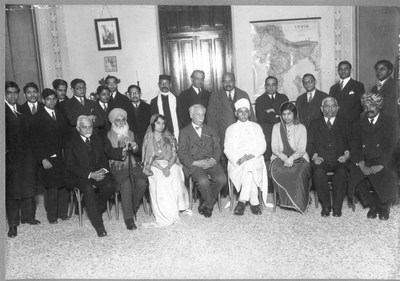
[321,207,331,217]
[125,218,137,230]
[378,208,389,220]
[332,209,342,217]
[96,227,108,237]
[21,219,41,225]
[7,226,17,238]
[49,219,58,224]
[198,203,206,215]
[59,216,69,221]
[367,207,378,219]
[250,204,262,215]
[202,207,212,218]
[234,201,246,216]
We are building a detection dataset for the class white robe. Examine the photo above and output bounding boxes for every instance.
[224,120,268,205]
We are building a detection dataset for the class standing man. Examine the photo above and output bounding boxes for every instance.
[329,61,365,124]
[179,70,211,127]
[104,108,148,230]
[307,97,351,217]
[32,88,69,224]
[224,99,268,216]
[94,85,115,138]
[53,78,69,113]
[20,82,44,117]
[66,115,115,237]
[296,73,328,130]
[126,84,151,156]
[348,93,397,220]
[255,76,289,162]
[178,104,227,218]
[5,81,40,238]
[150,75,180,139]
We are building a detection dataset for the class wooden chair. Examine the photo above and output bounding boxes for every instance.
[189,176,222,212]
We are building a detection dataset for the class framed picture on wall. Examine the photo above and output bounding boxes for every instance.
[104,56,118,72]
[94,18,122,51]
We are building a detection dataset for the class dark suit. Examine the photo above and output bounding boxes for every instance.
[348,114,397,209]
[5,104,37,226]
[255,92,289,160]
[130,100,151,156]
[307,116,351,209]
[31,107,69,221]
[178,124,226,210]
[296,89,328,129]
[66,133,115,231]
[55,96,69,113]
[95,100,116,139]
[150,93,180,135]
[329,78,365,124]
[179,86,211,127]
[20,101,44,117]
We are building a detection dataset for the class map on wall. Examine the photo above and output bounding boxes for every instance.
[251,18,321,101]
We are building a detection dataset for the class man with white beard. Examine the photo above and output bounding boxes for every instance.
[104,108,148,230]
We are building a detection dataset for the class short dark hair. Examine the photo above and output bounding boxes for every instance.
[302,73,315,81]
[190,70,205,78]
[41,88,57,99]
[338,61,352,69]
[52,79,68,89]
[280,101,297,118]
[70,78,86,89]
[5,81,20,92]
[23,82,39,93]
[105,75,120,84]
[96,85,110,95]
[265,76,278,84]
[374,59,393,72]
[127,84,141,93]
[150,114,167,133]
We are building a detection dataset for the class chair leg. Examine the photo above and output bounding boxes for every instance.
[258,188,263,211]
[115,192,119,220]
[228,179,234,211]
[314,190,319,209]
[68,191,74,219]
[352,195,357,212]
[106,199,112,220]
[143,194,149,215]
[273,188,277,212]
[189,177,193,210]
[217,193,222,212]
[74,188,83,227]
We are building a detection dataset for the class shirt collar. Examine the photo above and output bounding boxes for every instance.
[226,88,235,96]
[369,113,380,124]
[324,116,336,123]
[5,101,15,111]
[74,95,84,102]
[44,106,54,116]
[28,101,38,109]
[192,86,201,94]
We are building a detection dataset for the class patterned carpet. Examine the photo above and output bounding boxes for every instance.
[5,193,400,279]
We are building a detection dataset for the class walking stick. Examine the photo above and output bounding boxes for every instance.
[127,144,137,220]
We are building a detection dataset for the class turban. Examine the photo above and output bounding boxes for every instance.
[41,88,56,99]
[159,74,171,82]
[234,98,250,111]
[108,108,127,123]
[361,92,383,108]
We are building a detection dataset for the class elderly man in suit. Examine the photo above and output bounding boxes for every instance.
[104,108,148,230]
[5,81,40,238]
[224,99,268,216]
[178,104,226,218]
[66,115,115,237]
[150,75,180,139]
[255,76,289,162]
[296,73,328,130]
[32,88,69,224]
[179,70,212,127]
[53,78,69,113]
[329,61,365,124]
[126,84,151,157]
[307,97,351,217]
[348,93,397,220]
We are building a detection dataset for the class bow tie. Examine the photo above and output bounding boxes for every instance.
[195,125,203,130]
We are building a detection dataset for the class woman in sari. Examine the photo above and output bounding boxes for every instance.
[142,114,190,227]
[270,101,311,213]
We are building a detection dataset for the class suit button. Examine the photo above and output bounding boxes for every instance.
[376,144,380,147]
[362,145,366,148]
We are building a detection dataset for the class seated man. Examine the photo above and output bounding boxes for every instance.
[224,99,268,215]
[66,115,115,237]
[348,93,397,220]
[307,97,351,217]
[104,108,147,230]
[178,104,227,218]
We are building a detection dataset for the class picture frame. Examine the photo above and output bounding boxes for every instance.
[94,18,122,51]
[104,56,118,72]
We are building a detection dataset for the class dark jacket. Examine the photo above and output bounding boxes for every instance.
[296,89,328,129]
[178,86,211,127]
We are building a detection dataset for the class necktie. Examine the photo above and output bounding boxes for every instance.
[51,111,56,121]
[377,82,382,91]
[31,103,37,114]
[339,80,344,91]
[198,88,202,95]
[327,118,332,129]
[270,94,275,101]
[369,118,374,125]
[80,97,84,106]
[307,93,312,103]
[228,91,233,103]
[85,138,92,151]
[13,105,18,117]
[103,103,107,111]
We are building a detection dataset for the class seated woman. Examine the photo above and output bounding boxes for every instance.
[142,114,191,227]
[270,101,310,214]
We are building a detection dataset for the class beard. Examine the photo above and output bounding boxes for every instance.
[112,122,130,141]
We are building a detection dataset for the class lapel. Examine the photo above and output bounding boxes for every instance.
[5,103,18,121]
[219,89,234,115]
[188,125,203,147]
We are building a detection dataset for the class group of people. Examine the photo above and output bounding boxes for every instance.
[5,58,399,239]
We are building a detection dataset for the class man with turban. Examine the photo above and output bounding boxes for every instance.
[104,108,148,230]
[348,93,397,220]
[224,98,269,215]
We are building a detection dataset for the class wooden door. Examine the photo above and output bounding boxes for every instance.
[159,6,233,95]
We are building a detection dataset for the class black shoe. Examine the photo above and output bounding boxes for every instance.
[198,203,206,215]
[234,201,246,216]
[367,207,378,219]
[378,208,389,220]
[321,207,331,217]
[49,219,58,224]
[21,219,41,225]
[250,204,262,215]
[59,216,69,221]
[96,227,108,237]
[203,207,212,218]
[125,218,137,230]
[7,226,17,238]
[332,209,342,217]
